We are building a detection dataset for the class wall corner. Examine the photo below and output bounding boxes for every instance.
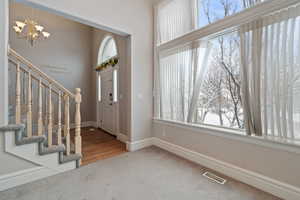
[0,0,9,126]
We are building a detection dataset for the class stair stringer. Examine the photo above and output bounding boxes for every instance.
[0,166,65,191]
[5,130,76,170]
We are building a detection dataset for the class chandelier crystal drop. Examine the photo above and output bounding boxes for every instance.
[13,19,50,46]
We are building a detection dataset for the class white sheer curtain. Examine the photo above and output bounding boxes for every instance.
[155,0,213,123]
[239,20,263,136]
[158,41,212,122]
[242,0,263,8]
[154,0,197,120]
[187,42,212,122]
[156,0,197,44]
[158,44,196,121]
[240,4,300,139]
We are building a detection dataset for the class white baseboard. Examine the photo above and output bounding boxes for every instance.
[117,133,129,143]
[0,167,57,192]
[126,138,154,152]
[88,121,98,128]
[152,138,300,200]
[70,121,97,129]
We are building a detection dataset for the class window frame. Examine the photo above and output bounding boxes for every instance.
[153,118,300,154]
[157,0,299,52]
[113,69,118,103]
[97,74,101,102]
[97,35,118,65]
[154,0,300,145]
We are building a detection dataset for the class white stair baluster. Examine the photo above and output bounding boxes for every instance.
[57,91,62,145]
[48,84,53,147]
[15,62,21,124]
[38,78,43,136]
[64,94,70,155]
[27,72,32,137]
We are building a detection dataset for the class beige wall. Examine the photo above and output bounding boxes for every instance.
[3,0,300,194]
[18,0,154,142]
[9,2,94,122]
[91,29,130,136]
[9,2,131,130]
[153,121,300,188]
[0,0,9,126]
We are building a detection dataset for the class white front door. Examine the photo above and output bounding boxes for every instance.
[98,68,118,135]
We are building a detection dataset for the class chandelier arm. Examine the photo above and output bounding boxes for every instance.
[13,19,50,46]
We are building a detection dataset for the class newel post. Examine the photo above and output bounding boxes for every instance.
[74,88,82,163]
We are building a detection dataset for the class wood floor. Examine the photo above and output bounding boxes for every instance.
[71,127,127,166]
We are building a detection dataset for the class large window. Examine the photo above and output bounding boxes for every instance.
[195,33,243,129]
[197,0,267,28]
[154,0,300,141]
[157,0,265,44]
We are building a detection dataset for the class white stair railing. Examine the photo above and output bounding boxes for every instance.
[8,47,82,165]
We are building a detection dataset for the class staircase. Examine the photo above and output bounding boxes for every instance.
[0,47,82,188]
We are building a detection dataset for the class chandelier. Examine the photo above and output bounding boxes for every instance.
[13,19,50,46]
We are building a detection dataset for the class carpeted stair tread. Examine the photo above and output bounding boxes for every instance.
[0,124,25,131]
[1,123,81,168]
[16,135,46,145]
[40,144,65,155]
[60,153,82,164]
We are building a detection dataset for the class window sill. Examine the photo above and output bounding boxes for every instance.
[153,118,300,155]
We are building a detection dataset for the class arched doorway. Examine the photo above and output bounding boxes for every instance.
[97,36,119,135]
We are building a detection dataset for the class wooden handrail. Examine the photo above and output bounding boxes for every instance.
[9,59,65,97]
[11,63,62,96]
[8,47,75,98]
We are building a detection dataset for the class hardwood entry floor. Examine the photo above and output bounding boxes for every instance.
[72,127,127,166]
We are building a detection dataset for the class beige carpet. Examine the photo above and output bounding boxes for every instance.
[0,147,280,200]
